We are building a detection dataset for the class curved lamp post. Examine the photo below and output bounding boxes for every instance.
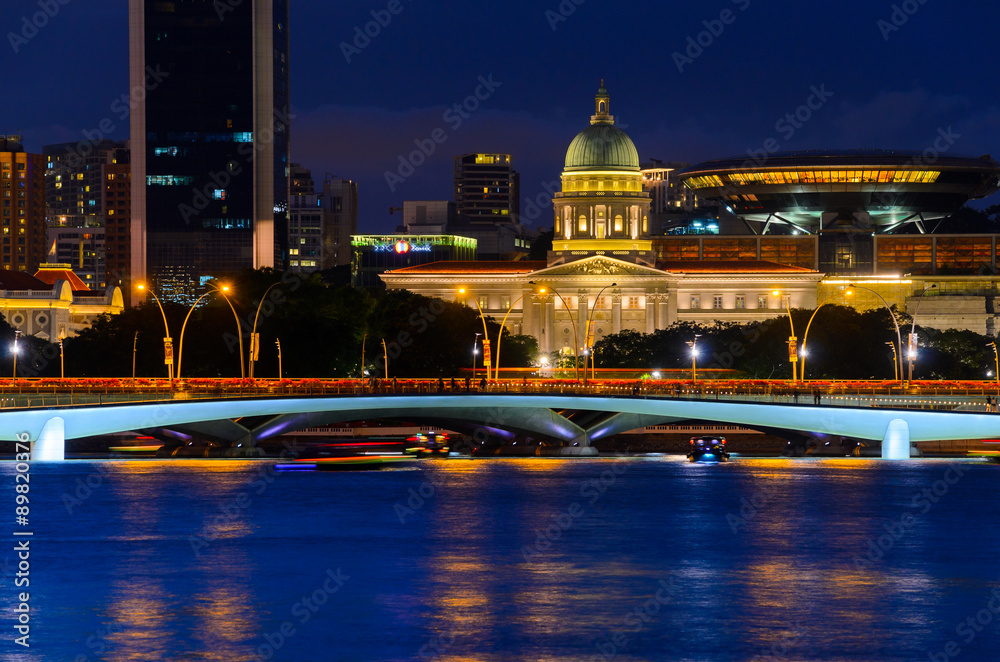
[217,287,245,379]
[493,293,526,381]
[176,284,232,379]
[906,283,937,381]
[249,281,284,379]
[850,283,904,381]
[988,342,998,385]
[583,283,617,384]
[799,288,854,380]
[136,283,173,380]
[458,288,491,381]
[885,341,899,380]
[771,290,799,382]
[528,281,580,382]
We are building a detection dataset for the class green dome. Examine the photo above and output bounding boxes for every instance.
[564,123,640,172]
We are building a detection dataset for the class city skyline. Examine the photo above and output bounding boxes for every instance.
[4,1,1000,236]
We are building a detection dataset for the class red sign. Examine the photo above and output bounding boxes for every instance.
[482,339,492,367]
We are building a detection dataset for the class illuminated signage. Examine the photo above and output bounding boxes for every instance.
[373,240,433,253]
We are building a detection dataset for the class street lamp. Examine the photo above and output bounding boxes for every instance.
[686,335,701,382]
[473,332,481,375]
[987,343,998,385]
[176,284,232,379]
[249,281,285,379]
[59,339,64,379]
[216,286,245,379]
[458,288,491,381]
[275,338,282,378]
[907,284,937,381]
[136,283,173,380]
[885,341,899,381]
[132,331,138,380]
[584,282,617,384]
[360,333,367,377]
[493,293,526,382]
[771,290,798,382]
[850,283,904,381]
[11,330,21,379]
[800,288,854,380]
[381,338,389,380]
[528,282,580,382]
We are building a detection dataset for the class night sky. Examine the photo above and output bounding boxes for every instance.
[4,0,999,234]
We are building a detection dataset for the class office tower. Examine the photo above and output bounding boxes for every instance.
[288,164,358,272]
[454,153,520,219]
[1,135,47,273]
[129,0,290,301]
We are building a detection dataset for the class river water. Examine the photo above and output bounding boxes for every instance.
[2,457,999,661]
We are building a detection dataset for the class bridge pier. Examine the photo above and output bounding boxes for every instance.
[881,419,911,460]
[31,417,66,462]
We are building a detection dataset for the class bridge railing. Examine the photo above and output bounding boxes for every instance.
[1,379,997,413]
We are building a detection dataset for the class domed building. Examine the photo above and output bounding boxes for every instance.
[380,84,821,365]
[550,83,654,265]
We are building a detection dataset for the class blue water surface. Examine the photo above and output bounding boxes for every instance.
[1,457,999,661]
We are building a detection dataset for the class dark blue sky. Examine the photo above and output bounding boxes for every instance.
[4,0,999,233]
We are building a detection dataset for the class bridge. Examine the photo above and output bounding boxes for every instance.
[2,379,999,461]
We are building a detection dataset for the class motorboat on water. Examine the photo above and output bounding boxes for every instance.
[687,436,729,462]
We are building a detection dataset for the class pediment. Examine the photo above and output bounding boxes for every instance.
[533,256,665,278]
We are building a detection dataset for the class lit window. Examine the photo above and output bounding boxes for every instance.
[736,295,745,309]
[289,248,298,256]
[758,295,767,309]
[213,189,226,200]
[501,295,511,310]
[713,296,723,309]
[690,296,700,309]
[629,296,640,309]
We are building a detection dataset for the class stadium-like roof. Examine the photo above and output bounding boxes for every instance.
[678,150,1000,233]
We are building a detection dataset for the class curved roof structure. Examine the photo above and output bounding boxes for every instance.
[678,150,1000,232]
[564,123,640,172]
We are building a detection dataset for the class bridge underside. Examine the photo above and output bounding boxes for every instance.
[8,395,996,461]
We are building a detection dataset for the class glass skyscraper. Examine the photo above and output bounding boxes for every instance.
[129,0,289,302]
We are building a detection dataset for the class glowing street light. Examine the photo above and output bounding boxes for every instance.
[772,290,798,382]
[800,288,853,380]
[686,334,701,382]
[11,330,21,379]
[458,288,491,381]
[885,341,899,381]
[987,343,998,385]
[136,283,174,380]
[528,281,580,383]
[177,283,235,379]
[850,283,904,381]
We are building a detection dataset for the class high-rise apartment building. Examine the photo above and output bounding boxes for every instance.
[1,136,47,273]
[43,141,131,290]
[454,153,520,219]
[288,164,358,272]
[129,0,290,301]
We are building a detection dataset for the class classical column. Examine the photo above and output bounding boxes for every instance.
[645,292,657,334]
[530,293,545,351]
[657,293,669,329]
[611,292,622,334]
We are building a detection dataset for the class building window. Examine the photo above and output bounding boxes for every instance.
[758,295,768,309]
[690,296,700,309]
[736,295,745,309]
[478,295,489,310]
[594,296,606,310]
[501,295,511,310]
[628,296,640,310]
[713,296,723,309]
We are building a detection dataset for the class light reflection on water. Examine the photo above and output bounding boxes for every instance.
[2,457,998,661]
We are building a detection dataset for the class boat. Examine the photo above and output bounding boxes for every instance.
[687,436,730,462]
[405,431,450,457]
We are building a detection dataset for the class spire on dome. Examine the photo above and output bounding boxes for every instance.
[592,81,613,125]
